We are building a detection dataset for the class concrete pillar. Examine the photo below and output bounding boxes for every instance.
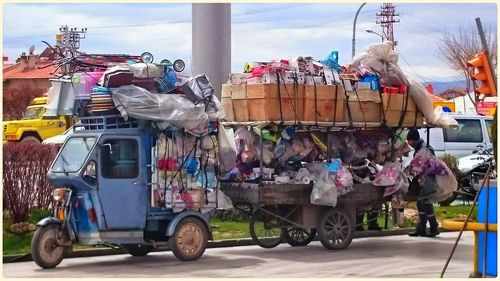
[192,3,231,99]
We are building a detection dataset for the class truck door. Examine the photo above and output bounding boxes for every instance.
[97,136,148,230]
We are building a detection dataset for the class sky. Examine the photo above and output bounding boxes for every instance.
[3,3,498,83]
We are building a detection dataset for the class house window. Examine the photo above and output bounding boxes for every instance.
[101,139,138,178]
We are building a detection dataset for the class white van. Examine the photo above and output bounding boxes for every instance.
[418,114,494,158]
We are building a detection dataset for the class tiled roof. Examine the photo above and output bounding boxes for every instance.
[3,63,56,80]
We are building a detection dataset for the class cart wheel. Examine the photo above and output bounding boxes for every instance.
[31,224,66,269]
[317,208,354,250]
[284,227,316,247]
[169,217,208,261]
[249,208,285,248]
[123,244,154,256]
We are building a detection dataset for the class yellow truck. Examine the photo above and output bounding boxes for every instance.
[3,97,71,144]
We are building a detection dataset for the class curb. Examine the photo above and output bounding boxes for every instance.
[3,227,452,263]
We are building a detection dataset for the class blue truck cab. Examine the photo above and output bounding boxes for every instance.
[32,115,214,269]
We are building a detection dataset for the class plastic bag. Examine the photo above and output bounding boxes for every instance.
[217,124,237,173]
[433,106,459,128]
[430,162,458,203]
[321,51,341,72]
[335,166,354,195]
[310,169,338,207]
[174,74,215,105]
[418,175,438,202]
[409,148,434,176]
[111,85,209,130]
[130,63,164,78]
[373,162,400,186]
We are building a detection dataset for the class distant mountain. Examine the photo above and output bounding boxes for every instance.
[423,80,469,95]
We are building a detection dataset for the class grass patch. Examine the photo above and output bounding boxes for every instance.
[210,219,250,240]
[434,205,478,221]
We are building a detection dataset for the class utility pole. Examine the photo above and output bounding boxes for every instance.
[58,25,87,74]
[475,17,497,90]
[376,3,399,48]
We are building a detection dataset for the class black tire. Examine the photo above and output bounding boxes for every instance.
[317,208,354,250]
[249,208,285,248]
[20,136,41,144]
[169,217,208,261]
[439,193,458,207]
[31,224,65,269]
[284,227,316,247]
[123,244,154,256]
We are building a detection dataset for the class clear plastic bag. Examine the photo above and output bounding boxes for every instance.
[310,169,338,207]
[111,85,209,130]
[409,148,434,176]
[217,123,237,173]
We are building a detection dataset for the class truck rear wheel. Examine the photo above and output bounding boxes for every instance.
[169,217,208,261]
[20,136,41,144]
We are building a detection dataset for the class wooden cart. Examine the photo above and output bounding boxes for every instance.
[221,181,386,250]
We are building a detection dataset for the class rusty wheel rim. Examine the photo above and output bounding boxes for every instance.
[176,222,204,257]
[39,229,63,264]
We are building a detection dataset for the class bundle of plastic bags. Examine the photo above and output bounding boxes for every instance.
[410,148,458,203]
[372,162,409,197]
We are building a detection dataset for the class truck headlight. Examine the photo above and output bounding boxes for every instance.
[53,188,67,202]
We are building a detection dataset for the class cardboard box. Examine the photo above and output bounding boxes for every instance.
[261,71,305,85]
[303,85,345,122]
[230,85,250,122]
[246,84,304,121]
[345,90,381,123]
[221,84,235,121]
[382,93,424,127]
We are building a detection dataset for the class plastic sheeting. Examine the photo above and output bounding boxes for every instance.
[111,85,209,131]
[45,79,76,116]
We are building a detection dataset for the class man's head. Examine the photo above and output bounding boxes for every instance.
[407,129,420,148]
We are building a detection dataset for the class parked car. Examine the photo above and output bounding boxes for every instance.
[42,125,83,145]
[418,114,493,158]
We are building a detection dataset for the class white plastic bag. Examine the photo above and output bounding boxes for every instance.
[217,123,237,173]
[310,169,338,207]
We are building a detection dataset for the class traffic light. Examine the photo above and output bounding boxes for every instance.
[467,52,497,96]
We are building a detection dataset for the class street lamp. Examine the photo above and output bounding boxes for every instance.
[365,28,384,42]
[351,3,367,59]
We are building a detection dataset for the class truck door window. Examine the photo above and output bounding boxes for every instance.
[443,119,483,143]
[485,120,492,142]
[101,139,138,179]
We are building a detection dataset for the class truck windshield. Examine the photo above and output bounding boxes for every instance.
[22,107,45,120]
[51,137,97,173]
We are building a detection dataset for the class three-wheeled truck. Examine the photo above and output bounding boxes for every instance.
[32,115,216,268]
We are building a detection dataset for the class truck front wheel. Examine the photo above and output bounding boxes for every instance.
[20,136,41,144]
[31,224,66,269]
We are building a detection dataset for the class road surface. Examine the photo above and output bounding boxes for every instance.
[3,231,474,278]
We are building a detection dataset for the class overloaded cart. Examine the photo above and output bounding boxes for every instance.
[218,42,459,250]
[32,51,229,268]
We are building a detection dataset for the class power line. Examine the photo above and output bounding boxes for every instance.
[395,47,438,83]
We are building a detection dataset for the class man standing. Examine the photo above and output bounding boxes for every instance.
[406,129,440,238]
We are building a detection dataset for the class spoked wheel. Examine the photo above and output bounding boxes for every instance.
[31,224,67,269]
[169,217,208,261]
[123,244,154,256]
[249,207,285,248]
[317,208,354,250]
[284,227,316,247]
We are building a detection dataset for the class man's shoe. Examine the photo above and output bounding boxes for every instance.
[427,226,440,237]
[408,225,427,237]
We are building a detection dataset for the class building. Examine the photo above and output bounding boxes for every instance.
[3,47,57,94]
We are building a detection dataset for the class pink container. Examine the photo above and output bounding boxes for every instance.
[72,71,105,99]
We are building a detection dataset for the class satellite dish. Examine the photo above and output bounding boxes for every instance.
[29,45,35,55]
[140,52,154,64]
[173,59,185,72]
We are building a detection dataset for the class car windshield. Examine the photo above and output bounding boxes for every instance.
[51,136,97,173]
[22,107,45,120]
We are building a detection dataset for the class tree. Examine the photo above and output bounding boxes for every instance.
[438,24,497,98]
